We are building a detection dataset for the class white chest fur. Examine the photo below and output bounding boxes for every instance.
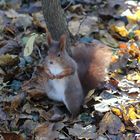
[49,63,63,75]
[46,63,67,102]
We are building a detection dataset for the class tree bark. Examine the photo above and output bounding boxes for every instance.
[41,0,71,52]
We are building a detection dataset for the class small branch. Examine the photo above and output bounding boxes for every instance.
[64,1,72,11]
[76,14,88,36]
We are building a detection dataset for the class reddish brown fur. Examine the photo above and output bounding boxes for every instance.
[43,34,84,117]
[72,42,112,94]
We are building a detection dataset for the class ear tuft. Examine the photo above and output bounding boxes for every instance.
[59,34,66,51]
[47,33,52,46]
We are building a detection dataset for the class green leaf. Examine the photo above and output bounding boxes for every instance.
[21,36,29,45]
[128,32,135,39]
[23,33,38,57]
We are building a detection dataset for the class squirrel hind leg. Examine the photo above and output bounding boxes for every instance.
[66,103,82,118]
[64,93,83,117]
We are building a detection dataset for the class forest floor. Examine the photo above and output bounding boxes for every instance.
[0,0,140,139]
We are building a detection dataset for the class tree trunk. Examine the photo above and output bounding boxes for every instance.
[41,0,71,52]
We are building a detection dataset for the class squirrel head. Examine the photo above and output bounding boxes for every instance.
[44,34,70,74]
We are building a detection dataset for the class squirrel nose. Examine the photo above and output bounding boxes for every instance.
[49,61,53,64]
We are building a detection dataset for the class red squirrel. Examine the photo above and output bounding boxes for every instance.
[40,34,112,117]
[42,34,84,117]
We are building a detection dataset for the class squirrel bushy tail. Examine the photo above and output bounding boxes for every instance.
[72,42,112,94]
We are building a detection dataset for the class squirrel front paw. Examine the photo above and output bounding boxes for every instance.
[46,72,55,80]
[55,74,64,79]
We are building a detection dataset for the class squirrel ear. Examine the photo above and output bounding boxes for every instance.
[59,34,66,51]
[47,33,52,46]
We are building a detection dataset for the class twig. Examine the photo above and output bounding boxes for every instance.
[105,132,112,140]
[36,46,43,60]
[76,14,88,36]
[64,1,72,11]
[60,129,73,140]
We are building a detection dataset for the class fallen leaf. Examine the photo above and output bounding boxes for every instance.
[68,15,98,36]
[99,30,119,48]
[111,107,122,117]
[134,30,140,36]
[21,120,38,134]
[124,105,140,121]
[68,4,84,14]
[111,55,118,63]
[113,25,128,37]
[0,107,8,121]
[68,123,97,139]
[127,72,140,81]
[98,112,125,135]
[122,9,140,23]
[5,9,20,18]
[14,15,32,30]
[23,33,38,57]
[0,54,18,67]
[0,132,24,140]
[33,123,59,140]
[0,40,21,55]
[11,93,26,110]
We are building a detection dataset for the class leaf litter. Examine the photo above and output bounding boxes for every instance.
[0,0,140,139]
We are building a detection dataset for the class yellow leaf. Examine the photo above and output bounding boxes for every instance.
[127,10,140,23]
[120,105,130,122]
[114,26,128,37]
[135,10,140,21]
[135,114,140,119]
[134,30,140,36]
[138,56,140,63]
[111,107,122,116]
[128,106,137,120]
[122,112,130,122]
[127,15,137,23]
[127,73,140,81]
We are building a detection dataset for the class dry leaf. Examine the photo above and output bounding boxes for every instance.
[127,72,140,81]
[68,123,97,139]
[111,25,128,37]
[23,33,38,57]
[33,123,59,140]
[111,107,122,117]
[134,30,140,36]
[126,106,140,121]
[98,112,125,135]
[127,9,140,23]
[0,133,24,140]
[11,93,26,110]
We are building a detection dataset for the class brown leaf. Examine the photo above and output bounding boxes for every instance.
[0,107,8,121]
[98,112,125,135]
[3,25,16,36]
[22,77,46,97]
[68,123,97,139]
[11,93,26,110]
[0,132,24,140]
[22,102,39,114]
[33,123,59,140]
[0,54,19,67]
[0,40,21,55]
[68,4,84,14]
[22,120,38,134]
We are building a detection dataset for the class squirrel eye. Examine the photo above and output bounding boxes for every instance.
[57,53,61,57]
